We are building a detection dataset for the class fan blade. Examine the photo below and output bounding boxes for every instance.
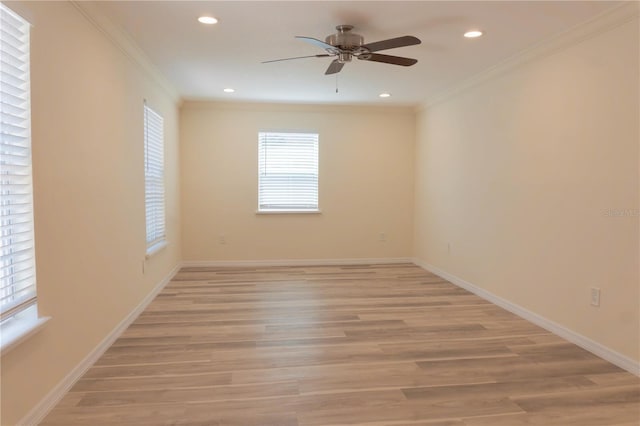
[361,53,417,66]
[262,54,331,64]
[325,59,345,75]
[296,36,336,51]
[361,35,421,52]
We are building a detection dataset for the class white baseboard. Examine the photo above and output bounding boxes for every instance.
[181,257,413,268]
[18,264,181,426]
[412,258,640,377]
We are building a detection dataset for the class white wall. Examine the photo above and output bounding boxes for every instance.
[0,2,181,424]
[2,2,638,424]
[180,102,415,262]
[414,16,639,362]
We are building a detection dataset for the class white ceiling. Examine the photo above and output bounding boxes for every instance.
[93,1,620,106]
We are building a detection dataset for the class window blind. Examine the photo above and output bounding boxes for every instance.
[0,4,35,320]
[258,132,319,212]
[143,105,166,251]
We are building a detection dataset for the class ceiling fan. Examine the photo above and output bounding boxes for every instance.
[263,25,421,75]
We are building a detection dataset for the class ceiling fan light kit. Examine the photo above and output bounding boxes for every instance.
[325,25,363,61]
[263,25,421,75]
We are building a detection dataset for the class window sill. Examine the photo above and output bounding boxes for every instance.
[1,311,51,356]
[146,239,168,258]
[256,210,322,215]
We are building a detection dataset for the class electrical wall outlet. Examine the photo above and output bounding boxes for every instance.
[379,232,386,242]
[590,287,601,307]
[218,234,226,245]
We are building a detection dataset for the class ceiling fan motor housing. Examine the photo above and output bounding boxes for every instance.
[325,25,364,58]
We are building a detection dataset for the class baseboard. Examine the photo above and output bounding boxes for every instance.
[18,263,181,426]
[181,257,413,268]
[412,258,640,377]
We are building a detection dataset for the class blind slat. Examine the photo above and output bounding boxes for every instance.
[0,3,36,319]
[144,105,166,249]
[258,132,319,211]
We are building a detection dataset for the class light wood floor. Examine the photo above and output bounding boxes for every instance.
[42,264,640,426]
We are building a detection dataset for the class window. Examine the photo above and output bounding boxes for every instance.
[143,104,166,254]
[258,132,319,212]
[0,3,46,352]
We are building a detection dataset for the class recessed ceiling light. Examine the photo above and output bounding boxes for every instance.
[379,93,391,98]
[198,16,218,25]
[223,88,235,93]
[464,30,483,38]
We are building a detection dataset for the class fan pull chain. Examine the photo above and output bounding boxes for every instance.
[335,74,339,94]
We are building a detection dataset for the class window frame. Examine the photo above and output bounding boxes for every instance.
[0,2,50,355]
[143,103,167,256]
[257,131,320,214]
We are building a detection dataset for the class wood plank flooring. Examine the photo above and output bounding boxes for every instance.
[41,264,640,425]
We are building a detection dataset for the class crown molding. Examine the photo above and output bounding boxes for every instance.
[70,1,180,104]
[420,1,639,112]
[180,99,416,114]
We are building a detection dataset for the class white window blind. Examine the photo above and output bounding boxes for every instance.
[258,132,319,212]
[143,104,166,252]
[0,3,36,320]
